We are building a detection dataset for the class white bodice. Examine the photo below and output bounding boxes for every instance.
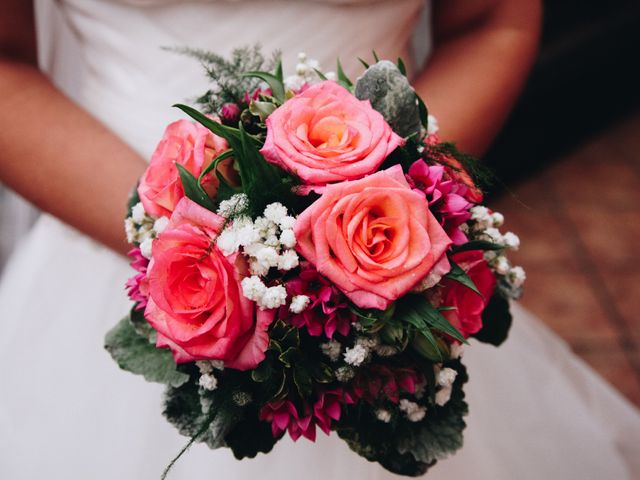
[36,0,430,158]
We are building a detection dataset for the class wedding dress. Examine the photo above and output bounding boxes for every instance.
[1,1,639,479]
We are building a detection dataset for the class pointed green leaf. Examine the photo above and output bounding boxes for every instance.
[173,104,240,143]
[313,68,328,81]
[357,57,370,69]
[397,57,407,76]
[412,329,444,361]
[293,367,313,397]
[275,59,284,82]
[176,164,216,211]
[241,71,285,104]
[336,59,353,89]
[416,94,429,129]
[372,50,380,62]
[249,100,277,122]
[198,149,234,183]
[451,240,504,254]
[445,261,482,296]
[397,295,468,344]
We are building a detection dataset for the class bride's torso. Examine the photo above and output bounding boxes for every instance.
[37,0,430,158]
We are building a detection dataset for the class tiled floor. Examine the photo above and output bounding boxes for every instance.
[490,112,640,407]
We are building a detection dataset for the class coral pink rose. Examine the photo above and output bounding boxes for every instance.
[440,250,496,337]
[260,81,403,186]
[138,119,231,218]
[144,198,274,370]
[294,165,452,310]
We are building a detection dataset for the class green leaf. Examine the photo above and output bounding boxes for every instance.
[313,68,328,81]
[241,71,285,104]
[174,104,241,143]
[416,93,429,129]
[198,149,234,183]
[396,295,467,344]
[397,57,407,76]
[309,362,335,384]
[275,59,284,83]
[129,307,156,343]
[445,261,482,297]
[412,329,444,362]
[126,183,141,217]
[293,367,313,398]
[473,292,513,346]
[105,316,189,388]
[336,59,353,89]
[451,240,504,254]
[278,347,302,368]
[372,50,380,62]
[176,164,217,211]
[357,58,370,69]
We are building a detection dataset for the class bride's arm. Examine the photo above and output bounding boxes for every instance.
[415,0,542,156]
[0,1,147,254]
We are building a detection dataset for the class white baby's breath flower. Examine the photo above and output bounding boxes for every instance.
[264,234,280,248]
[493,256,511,275]
[435,386,453,406]
[249,260,270,277]
[216,193,249,218]
[124,218,137,243]
[216,229,239,255]
[374,344,399,357]
[199,373,218,391]
[320,340,343,362]
[325,71,337,81]
[284,75,305,91]
[236,224,260,247]
[131,202,146,223]
[491,212,505,227]
[196,360,213,374]
[335,366,355,382]
[483,227,503,244]
[375,409,392,423]
[502,232,520,250]
[507,266,526,288]
[153,216,170,235]
[356,336,380,350]
[279,229,297,249]
[241,276,267,302]
[344,344,368,367]
[289,295,311,314]
[263,203,288,224]
[140,237,153,259]
[297,52,308,62]
[278,249,299,271]
[484,250,498,262]
[256,246,280,269]
[399,399,426,422]
[278,215,296,230]
[259,285,288,309]
[436,368,458,388]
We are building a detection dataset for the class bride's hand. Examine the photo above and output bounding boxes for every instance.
[0,0,147,255]
[416,0,542,156]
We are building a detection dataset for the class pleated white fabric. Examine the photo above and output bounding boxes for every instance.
[0,1,638,478]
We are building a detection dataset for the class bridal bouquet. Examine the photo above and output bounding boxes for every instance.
[106,48,525,477]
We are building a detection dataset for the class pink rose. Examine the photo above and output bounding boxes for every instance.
[260,81,403,186]
[294,166,452,310]
[138,119,230,218]
[440,251,496,337]
[144,198,274,370]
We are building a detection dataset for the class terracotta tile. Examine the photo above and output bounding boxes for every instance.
[518,267,619,348]
[547,148,640,211]
[563,207,640,272]
[488,200,582,272]
[578,350,640,408]
[601,271,640,346]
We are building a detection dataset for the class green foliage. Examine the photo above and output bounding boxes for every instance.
[396,295,468,346]
[336,59,354,90]
[175,103,300,216]
[176,164,217,211]
[397,57,407,76]
[242,66,285,104]
[427,142,495,192]
[104,316,189,388]
[416,94,429,130]
[225,406,278,459]
[126,183,140,217]
[395,361,469,465]
[172,45,280,114]
[451,240,504,254]
[129,307,156,343]
[473,291,513,346]
[445,261,482,296]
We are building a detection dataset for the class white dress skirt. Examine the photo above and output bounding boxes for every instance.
[1,1,638,479]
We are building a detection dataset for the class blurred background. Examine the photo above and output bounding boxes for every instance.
[1,0,639,405]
